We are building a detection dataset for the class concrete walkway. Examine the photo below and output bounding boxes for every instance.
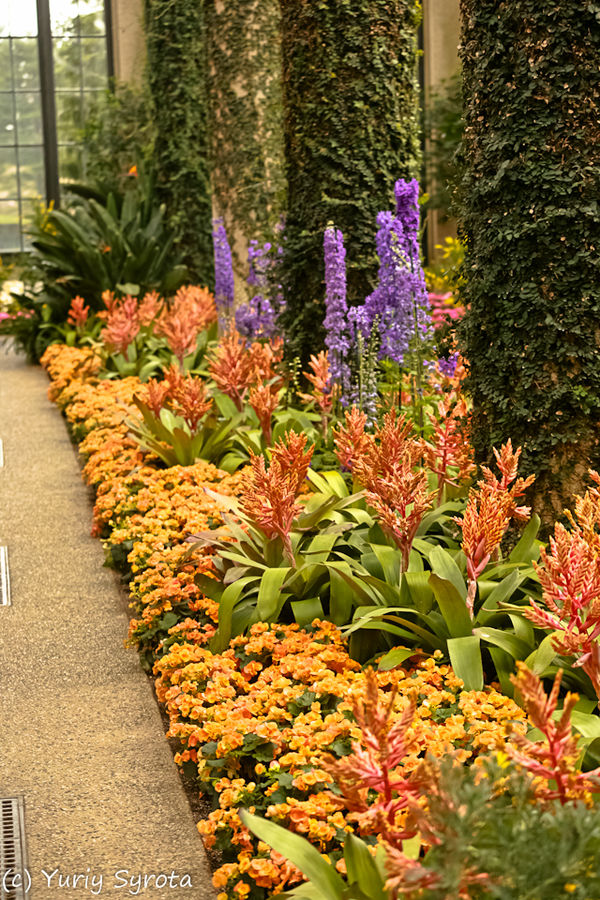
[0,348,214,899]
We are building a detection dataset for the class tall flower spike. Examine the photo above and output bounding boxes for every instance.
[100,295,140,355]
[208,326,256,411]
[509,663,600,804]
[249,384,279,445]
[422,394,475,504]
[67,295,90,330]
[212,219,235,322]
[456,440,535,615]
[352,411,433,571]
[300,351,337,439]
[332,406,371,472]
[323,225,351,397]
[240,430,313,564]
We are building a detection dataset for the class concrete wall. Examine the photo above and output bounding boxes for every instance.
[110,0,146,85]
[423,0,461,258]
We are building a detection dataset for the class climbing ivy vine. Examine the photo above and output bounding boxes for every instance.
[144,0,213,284]
[458,0,600,522]
[204,0,286,288]
[279,0,422,364]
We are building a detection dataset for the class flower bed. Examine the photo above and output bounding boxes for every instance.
[39,339,600,900]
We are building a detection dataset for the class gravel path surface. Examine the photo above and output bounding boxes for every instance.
[0,348,215,899]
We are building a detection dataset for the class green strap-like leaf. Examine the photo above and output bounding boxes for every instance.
[256,567,292,621]
[447,635,484,690]
[429,545,467,599]
[239,811,345,900]
[429,573,472,637]
[343,832,387,900]
[509,513,541,564]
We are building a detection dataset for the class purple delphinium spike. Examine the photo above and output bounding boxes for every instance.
[351,180,431,366]
[323,225,351,396]
[235,238,284,339]
[394,177,431,341]
[212,219,235,322]
[438,351,459,378]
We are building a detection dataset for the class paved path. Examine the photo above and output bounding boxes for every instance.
[0,348,214,899]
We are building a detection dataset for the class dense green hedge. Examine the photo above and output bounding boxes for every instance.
[458,0,600,521]
[279,0,421,363]
[144,0,213,284]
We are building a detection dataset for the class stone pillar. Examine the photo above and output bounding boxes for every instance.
[110,0,146,85]
[423,0,460,258]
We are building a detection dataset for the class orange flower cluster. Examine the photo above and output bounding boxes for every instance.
[456,440,535,614]
[208,326,283,411]
[139,365,213,432]
[508,663,600,804]
[67,295,90,330]
[241,431,313,563]
[526,474,600,701]
[155,286,216,365]
[422,392,475,504]
[40,344,103,401]
[337,409,434,572]
[155,621,526,899]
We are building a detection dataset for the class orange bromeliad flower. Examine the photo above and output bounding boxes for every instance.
[139,365,213,432]
[525,522,600,702]
[422,394,475,504]
[352,410,434,572]
[67,295,90,330]
[156,286,216,366]
[240,430,313,564]
[456,440,535,615]
[300,351,338,439]
[332,406,371,472]
[208,327,283,411]
[248,384,279,445]
[508,663,600,804]
[137,290,163,327]
[100,295,140,355]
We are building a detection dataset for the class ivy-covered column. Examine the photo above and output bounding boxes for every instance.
[144,0,213,283]
[458,1,600,522]
[204,0,285,295]
[279,0,421,363]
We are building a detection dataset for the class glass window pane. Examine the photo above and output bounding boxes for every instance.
[0,40,12,92]
[59,143,83,182]
[4,0,38,38]
[16,92,42,144]
[0,146,18,198]
[20,197,37,248]
[56,91,82,143]
[0,93,16,146]
[18,145,44,197]
[12,38,40,90]
[0,200,21,251]
[77,2,106,37]
[81,37,107,89]
[50,0,79,36]
[53,37,81,90]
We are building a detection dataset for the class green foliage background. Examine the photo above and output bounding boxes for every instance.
[143,0,213,285]
[458,0,600,519]
[279,0,422,364]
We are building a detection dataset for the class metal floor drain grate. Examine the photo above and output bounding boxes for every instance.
[0,548,10,607]
[0,797,27,900]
